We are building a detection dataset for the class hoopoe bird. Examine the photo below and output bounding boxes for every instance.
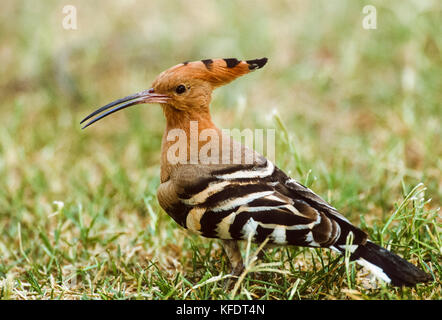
[81,57,431,287]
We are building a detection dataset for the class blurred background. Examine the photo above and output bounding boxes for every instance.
[0,0,440,298]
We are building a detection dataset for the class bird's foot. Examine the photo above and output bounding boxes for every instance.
[223,263,245,290]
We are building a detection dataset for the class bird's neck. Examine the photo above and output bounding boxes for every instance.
[163,105,217,133]
[160,105,222,182]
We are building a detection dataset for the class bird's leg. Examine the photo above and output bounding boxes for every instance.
[222,240,244,275]
[221,240,244,288]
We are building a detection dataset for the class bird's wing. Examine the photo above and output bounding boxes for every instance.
[158,155,367,249]
[269,166,368,248]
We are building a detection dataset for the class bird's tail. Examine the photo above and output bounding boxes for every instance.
[349,241,432,286]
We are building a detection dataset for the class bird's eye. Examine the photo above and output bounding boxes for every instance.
[175,85,186,94]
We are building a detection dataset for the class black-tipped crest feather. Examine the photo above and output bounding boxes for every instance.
[246,57,268,70]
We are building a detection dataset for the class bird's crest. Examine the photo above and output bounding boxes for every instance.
[156,57,268,88]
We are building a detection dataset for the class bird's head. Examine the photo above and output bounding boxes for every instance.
[81,58,267,129]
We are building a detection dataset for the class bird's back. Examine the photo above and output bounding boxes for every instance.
[157,134,368,250]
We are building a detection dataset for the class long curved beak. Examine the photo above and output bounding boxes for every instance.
[80,88,170,129]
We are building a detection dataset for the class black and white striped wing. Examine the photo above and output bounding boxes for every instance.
[161,159,367,250]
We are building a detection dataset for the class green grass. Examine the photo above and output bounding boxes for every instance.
[0,0,440,299]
